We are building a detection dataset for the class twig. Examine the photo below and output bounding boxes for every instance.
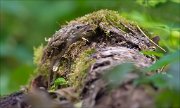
[137,25,166,52]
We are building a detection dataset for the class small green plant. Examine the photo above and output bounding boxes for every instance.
[54,77,68,85]
[50,77,68,91]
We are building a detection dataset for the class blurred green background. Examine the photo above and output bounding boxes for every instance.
[0,0,179,95]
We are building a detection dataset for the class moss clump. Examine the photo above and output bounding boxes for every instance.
[28,44,50,89]
[57,61,68,76]
[28,61,50,89]
[33,44,50,76]
[33,44,44,66]
[68,48,96,90]
[68,9,136,33]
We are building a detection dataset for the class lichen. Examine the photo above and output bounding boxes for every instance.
[68,48,96,90]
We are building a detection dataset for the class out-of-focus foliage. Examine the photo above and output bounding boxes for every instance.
[147,50,180,71]
[104,52,180,107]
[0,0,179,97]
[155,60,180,107]
[103,63,134,89]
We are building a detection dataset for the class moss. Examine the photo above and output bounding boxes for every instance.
[33,44,44,66]
[27,60,50,89]
[68,9,136,33]
[33,44,50,76]
[68,48,96,90]
[57,61,67,76]
[31,60,50,78]
[66,41,87,59]
[28,44,50,87]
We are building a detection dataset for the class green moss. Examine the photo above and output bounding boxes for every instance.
[31,60,50,80]
[29,45,49,84]
[27,60,50,89]
[33,44,44,66]
[68,48,96,90]
[57,62,67,75]
[33,44,50,76]
[68,9,136,33]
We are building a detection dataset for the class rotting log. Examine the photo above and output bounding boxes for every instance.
[0,10,162,108]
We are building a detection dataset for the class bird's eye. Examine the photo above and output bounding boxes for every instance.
[76,26,81,29]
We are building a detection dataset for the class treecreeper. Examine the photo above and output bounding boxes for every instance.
[0,10,163,108]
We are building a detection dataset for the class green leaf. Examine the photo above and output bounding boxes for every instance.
[103,63,134,88]
[146,50,180,71]
[156,90,180,108]
[134,73,171,89]
[167,62,180,90]
[141,50,164,57]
